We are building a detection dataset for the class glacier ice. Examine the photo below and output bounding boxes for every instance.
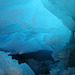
[0,0,71,54]
[0,51,35,75]
[41,0,75,31]
[0,0,75,75]
[41,0,75,75]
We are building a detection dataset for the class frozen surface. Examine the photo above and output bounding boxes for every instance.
[0,51,35,75]
[0,0,74,75]
[42,0,75,31]
[0,0,71,54]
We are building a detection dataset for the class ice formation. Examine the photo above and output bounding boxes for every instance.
[41,0,75,61]
[0,0,75,75]
[41,0,75,31]
[0,51,35,75]
[0,0,71,54]
[41,0,75,75]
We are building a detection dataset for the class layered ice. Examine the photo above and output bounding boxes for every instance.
[0,0,71,54]
[41,0,75,31]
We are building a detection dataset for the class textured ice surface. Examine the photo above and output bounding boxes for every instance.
[0,0,71,54]
[0,51,35,75]
[0,0,74,75]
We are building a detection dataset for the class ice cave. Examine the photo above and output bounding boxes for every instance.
[0,0,75,75]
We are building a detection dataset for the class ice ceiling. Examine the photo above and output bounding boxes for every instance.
[42,0,75,31]
[0,0,71,54]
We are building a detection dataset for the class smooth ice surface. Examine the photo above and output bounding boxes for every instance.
[41,0,75,31]
[0,51,35,75]
[0,0,71,54]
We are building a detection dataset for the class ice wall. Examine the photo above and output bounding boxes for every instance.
[0,0,71,54]
[0,51,35,75]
